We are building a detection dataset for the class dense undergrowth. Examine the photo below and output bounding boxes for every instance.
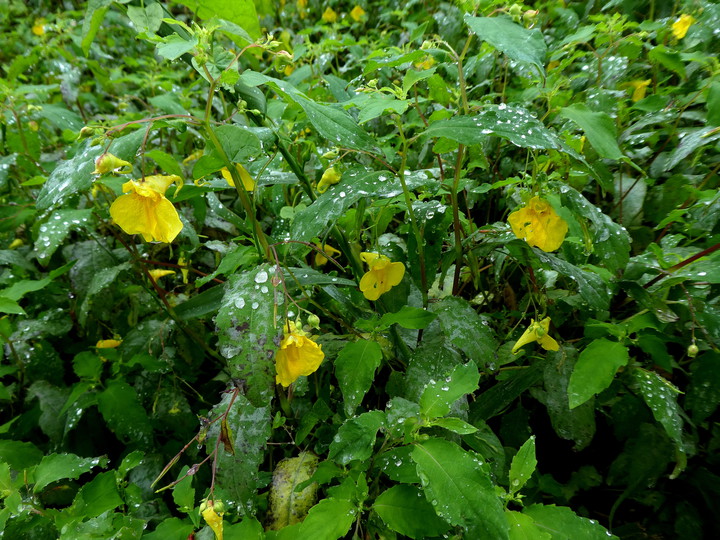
[1,0,720,538]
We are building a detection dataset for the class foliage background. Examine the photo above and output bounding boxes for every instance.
[1,0,720,538]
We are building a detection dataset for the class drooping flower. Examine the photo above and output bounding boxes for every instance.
[96,339,122,349]
[93,152,133,175]
[314,243,341,266]
[508,196,568,252]
[350,5,366,22]
[275,323,325,387]
[201,500,224,540]
[672,14,695,39]
[322,7,338,23]
[359,252,405,301]
[512,318,559,354]
[148,269,176,280]
[221,164,255,192]
[109,175,183,243]
[627,79,651,102]
[32,19,46,36]
[317,167,341,193]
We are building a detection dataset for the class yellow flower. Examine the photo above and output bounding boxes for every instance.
[350,5,366,22]
[298,0,307,7]
[8,238,24,249]
[314,244,340,266]
[275,323,325,387]
[182,150,203,165]
[201,501,224,540]
[359,252,405,301]
[178,255,189,284]
[109,175,183,243]
[672,14,695,39]
[148,269,176,280]
[508,196,568,252]
[322,7,337,23]
[32,19,46,36]
[627,79,651,102]
[512,318,559,354]
[413,56,435,70]
[93,153,133,175]
[317,167,341,193]
[96,339,122,349]
[221,164,255,192]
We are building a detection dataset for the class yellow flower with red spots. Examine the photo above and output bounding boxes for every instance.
[508,196,568,252]
[359,252,405,301]
[275,322,325,387]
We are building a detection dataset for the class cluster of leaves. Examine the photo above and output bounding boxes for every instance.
[2,0,720,538]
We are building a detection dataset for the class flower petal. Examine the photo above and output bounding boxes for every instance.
[275,333,324,387]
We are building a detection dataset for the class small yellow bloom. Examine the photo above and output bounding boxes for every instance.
[201,501,224,540]
[182,150,203,165]
[359,252,405,301]
[297,0,307,7]
[413,56,435,70]
[148,269,176,280]
[317,167,341,193]
[508,196,568,252]
[8,238,24,249]
[512,318,559,354]
[350,5,366,22]
[672,14,695,40]
[96,339,122,349]
[221,164,255,192]
[275,323,325,387]
[93,153,133,175]
[178,255,189,284]
[627,79,651,102]
[109,175,183,243]
[314,244,340,266]
[32,19,46,36]
[283,64,295,76]
[322,7,337,23]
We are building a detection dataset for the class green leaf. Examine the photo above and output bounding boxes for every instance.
[145,149,185,178]
[353,94,409,124]
[707,82,720,126]
[74,471,124,518]
[295,498,356,539]
[81,0,113,56]
[288,267,357,288]
[0,297,25,315]
[464,15,547,74]
[0,440,43,470]
[523,504,618,540]
[127,3,163,35]
[335,340,383,416]
[37,128,145,210]
[174,284,225,320]
[196,244,258,287]
[328,410,385,465]
[214,124,263,164]
[420,361,479,418]
[378,306,437,330]
[79,262,132,326]
[509,436,537,494]
[648,45,686,78]
[175,0,260,39]
[172,467,195,514]
[430,417,479,435]
[208,392,271,515]
[631,368,685,451]
[156,33,198,60]
[423,104,564,151]
[431,296,498,368]
[35,209,93,263]
[412,438,509,539]
[373,484,451,539]
[506,510,552,540]
[37,104,83,132]
[561,104,624,160]
[536,252,612,312]
[292,168,438,241]
[663,127,720,172]
[686,352,720,422]
[97,381,153,448]
[568,339,629,409]
[214,265,281,407]
[141,518,194,540]
[240,71,378,152]
[33,453,107,492]
[268,452,319,529]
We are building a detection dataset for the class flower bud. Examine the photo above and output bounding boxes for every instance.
[307,313,320,330]
[93,153,133,175]
[687,343,699,358]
